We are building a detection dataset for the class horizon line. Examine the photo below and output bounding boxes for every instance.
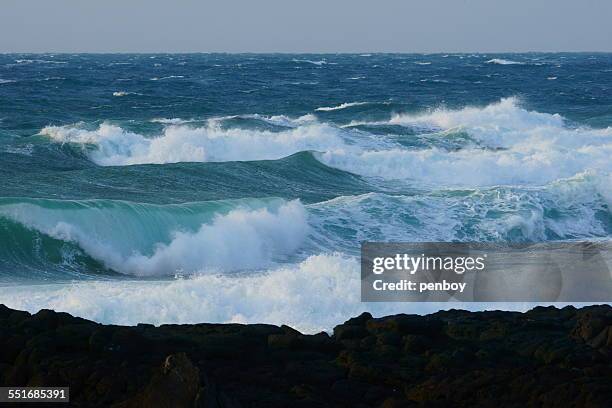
[1,50,612,55]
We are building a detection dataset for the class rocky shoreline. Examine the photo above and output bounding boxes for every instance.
[1,304,612,407]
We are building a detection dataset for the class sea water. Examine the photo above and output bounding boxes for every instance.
[0,53,610,331]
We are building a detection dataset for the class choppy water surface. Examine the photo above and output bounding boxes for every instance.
[0,54,610,331]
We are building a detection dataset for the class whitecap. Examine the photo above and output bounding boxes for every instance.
[486,58,523,65]
[315,102,370,112]
[150,75,185,81]
[292,59,328,66]
[39,119,349,166]
[319,97,612,187]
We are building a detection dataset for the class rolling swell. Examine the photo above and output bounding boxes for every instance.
[1,170,609,281]
[0,197,308,279]
[1,151,371,205]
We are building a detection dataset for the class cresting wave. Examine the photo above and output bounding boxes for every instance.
[0,187,606,330]
[39,98,612,188]
[4,54,611,332]
[315,102,370,111]
[40,120,346,166]
[0,171,609,280]
[0,198,308,277]
[321,97,612,186]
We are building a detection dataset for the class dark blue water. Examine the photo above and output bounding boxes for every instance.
[0,54,610,329]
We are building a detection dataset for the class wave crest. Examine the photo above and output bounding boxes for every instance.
[40,98,612,189]
[40,121,347,166]
[315,102,370,112]
[486,58,524,65]
[321,98,612,186]
[0,198,308,276]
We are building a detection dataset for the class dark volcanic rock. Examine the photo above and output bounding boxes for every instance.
[1,304,612,407]
[114,353,203,408]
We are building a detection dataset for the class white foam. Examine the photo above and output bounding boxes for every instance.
[121,201,308,276]
[389,97,563,135]
[319,98,612,187]
[292,59,328,66]
[40,121,348,166]
[308,175,611,246]
[0,253,551,332]
[150,75,184,81]
[40,98,612,189]
[592,172,612,211]
[112,91,141,97]
[486,58,524,65]
[14,59,67,64]
[150,118,199,125]
[0,254,372,332]
[315,102,370,112]
[213,113,318,128]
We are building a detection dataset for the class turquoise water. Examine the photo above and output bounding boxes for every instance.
[0,54,610,330]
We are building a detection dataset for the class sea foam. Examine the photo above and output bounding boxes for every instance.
[0,253,549,332]
[309,173,611,246]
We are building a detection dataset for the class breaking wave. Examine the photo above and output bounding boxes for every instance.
[39,98,612,190]
[3,171,608,280]
[0,198,308,277]
[320,98,612,187]
[309,173,611,248]
[40,121,348,166]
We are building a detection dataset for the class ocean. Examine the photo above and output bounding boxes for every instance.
[0,53,610,332]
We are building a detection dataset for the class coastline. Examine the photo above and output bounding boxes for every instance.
[2,304,611,407]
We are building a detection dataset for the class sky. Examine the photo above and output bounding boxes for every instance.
[1,0,611,53]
